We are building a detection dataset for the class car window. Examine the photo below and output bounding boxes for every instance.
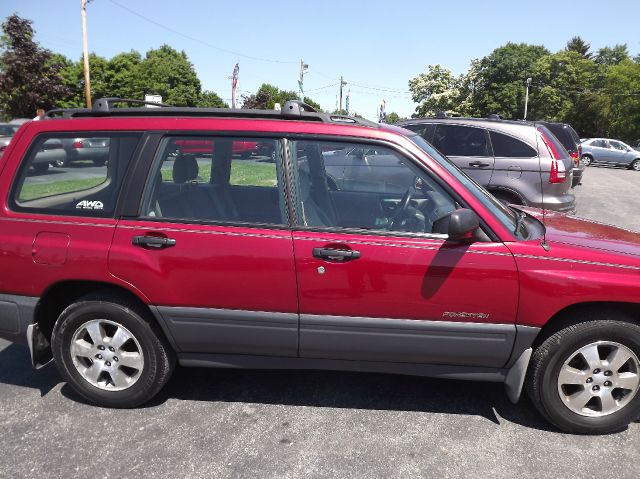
[432,124,489,157]
[402,123,436,142]
[292,139,458,235]
[489,131,537,158]
[609,140,626,151]
[142,136,285,225]
[591,140,607,148]
[0,125,17,136]
[11,133,140,217]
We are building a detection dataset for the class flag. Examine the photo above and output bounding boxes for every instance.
[232,63,239,89]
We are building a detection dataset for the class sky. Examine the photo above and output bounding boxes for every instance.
[2,0,640,120]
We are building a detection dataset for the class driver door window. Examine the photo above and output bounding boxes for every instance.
[291,140,458,235]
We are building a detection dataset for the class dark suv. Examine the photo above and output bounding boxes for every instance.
[537,121,584,187]
[398,117,576,212]
[0,99,639,435]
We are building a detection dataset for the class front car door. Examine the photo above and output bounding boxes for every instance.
[109,134,299,356]
[608,140,632,165]
[289,138,519,368]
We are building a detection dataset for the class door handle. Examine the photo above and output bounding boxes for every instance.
[469,161,490,168]
[132,235,176,249]
[312,247,361,261]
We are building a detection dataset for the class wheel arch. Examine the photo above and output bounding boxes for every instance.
[486,186,525,205]
[531,301,640,350]
[33,280,174,359]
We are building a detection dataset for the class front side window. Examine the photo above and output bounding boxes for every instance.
[291,140,458,235]
[12,133,140,217]
[609,140,626,151]
[432,124,490,157]
[142,136,285,226]
[489,131,537,158]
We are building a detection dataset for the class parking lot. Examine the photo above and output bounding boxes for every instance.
[0,166,638,479]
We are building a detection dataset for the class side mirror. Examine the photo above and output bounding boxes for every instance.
[434,208,480,241]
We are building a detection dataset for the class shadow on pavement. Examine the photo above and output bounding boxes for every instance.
[2,342,635,431]
[0,343,61,397]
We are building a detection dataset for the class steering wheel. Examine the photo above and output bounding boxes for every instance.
[388,188,413,230]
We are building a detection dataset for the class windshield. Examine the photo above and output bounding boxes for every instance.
[409,134,526,239]
[0,125,18,137]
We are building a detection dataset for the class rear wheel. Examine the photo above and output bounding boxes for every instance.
[52,293,175,408]
[630,159,640,171]
[527,315,640,434]
[581,155,592,166]
[92,158,107,167]
[32,162,49,173]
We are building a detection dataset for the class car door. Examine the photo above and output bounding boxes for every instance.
[109,134,299,356]
[289,138,519,368]
[609,140,631,165]
[431,124,494,186]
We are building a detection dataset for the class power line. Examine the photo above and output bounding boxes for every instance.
[107,0,298,64]
[347,81,411,94]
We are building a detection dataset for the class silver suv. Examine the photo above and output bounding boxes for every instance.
[398,117,576,213]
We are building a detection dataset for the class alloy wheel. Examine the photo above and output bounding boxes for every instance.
[557,341,640,417]
[70,319,144,391]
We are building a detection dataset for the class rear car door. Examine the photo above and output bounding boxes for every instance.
[289,138,519,367]
[431,124,494,186]
[108,135,299,357]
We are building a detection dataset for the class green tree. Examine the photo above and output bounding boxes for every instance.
[595,44,630,67]
[565,36,592,58]
[385,112,401,123]
[0,14,71,118]
[303,96,322,111]
[197,90,227,108]
[471,42,550,119]
[529,50,606,137]
[137,45,201,106]
[242,83,320,110]
[603,59,640,142]
[409,64,461,117]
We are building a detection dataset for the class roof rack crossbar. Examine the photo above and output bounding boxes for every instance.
[93,97,173,112]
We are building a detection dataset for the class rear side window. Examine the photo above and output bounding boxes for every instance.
[590,139,607,148]
[402,123,436,142]
[489,131,537,158]
[432,124,489,157]
[11,133,140,217]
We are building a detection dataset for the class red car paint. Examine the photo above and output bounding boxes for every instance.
[174,138,259,156]
[0,116,638,343]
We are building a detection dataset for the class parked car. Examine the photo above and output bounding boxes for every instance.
[398,117,575,213]
[537,121,584,187]
[1,99,640,435]
[581,138,640,171]
[0,122,20,158]
[50,137,111,167]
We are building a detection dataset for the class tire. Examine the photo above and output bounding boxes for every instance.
[32,162,49,173]
[526,314,640,434]
[53,157,68,168]
[581,155,592,166]
[51,293,175,408]
[630,159,640,171]
[92,158,107,167]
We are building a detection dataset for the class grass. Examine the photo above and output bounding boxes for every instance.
[19,177,105,201]
[19,160,277,203]
[161,161,277,187]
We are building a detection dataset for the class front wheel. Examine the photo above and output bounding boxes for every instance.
[52,294,175,408]
[527,316,640,434]
[581,155,592,166]
[630,159,640,171]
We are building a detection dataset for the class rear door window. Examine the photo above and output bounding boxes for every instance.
[402,123,436,142]
[489,131,537,158]
[11,133,141,217]
[432,124,490,157]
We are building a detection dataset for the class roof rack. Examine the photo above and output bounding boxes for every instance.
[45,98,380,128]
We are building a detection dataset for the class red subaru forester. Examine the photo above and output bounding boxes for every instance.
[0,99,638,434]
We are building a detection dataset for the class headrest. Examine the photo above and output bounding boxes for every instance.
[297,168,312,201]
[173,154,199,183]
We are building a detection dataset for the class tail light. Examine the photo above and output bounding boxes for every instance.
[569,150,579,167]
[537,128,567,184]
[72,140,84,149]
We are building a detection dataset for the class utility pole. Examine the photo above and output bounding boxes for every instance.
[81,0,92,108]
[523,77,532,120]
[230,63,239,109]
[298,60,308,100]
[339,76,347,112]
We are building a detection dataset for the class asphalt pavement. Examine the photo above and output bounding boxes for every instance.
[0,165,639,479]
